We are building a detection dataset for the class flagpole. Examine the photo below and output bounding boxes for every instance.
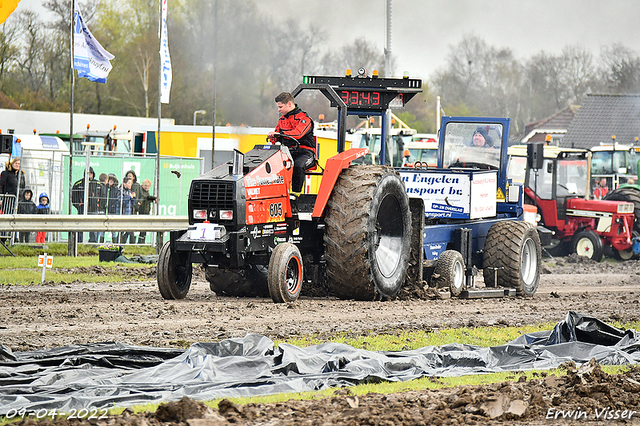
[211,0,217,169]
[155,0,163,254]
[69,0,77,256]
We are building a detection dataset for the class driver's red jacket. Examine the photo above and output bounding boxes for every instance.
[273,106,315,153]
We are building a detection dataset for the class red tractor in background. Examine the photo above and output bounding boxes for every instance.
[508,145,638,261]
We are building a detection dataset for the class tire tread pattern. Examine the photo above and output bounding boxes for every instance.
[324,165,409,300]
[483,221,541,296]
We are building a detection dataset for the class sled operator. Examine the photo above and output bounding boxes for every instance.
[267,92,316,194]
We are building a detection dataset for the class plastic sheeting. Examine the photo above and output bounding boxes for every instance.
[1,311,639,414]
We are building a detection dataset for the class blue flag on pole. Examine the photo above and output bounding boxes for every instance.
[73,4,114,83]
[160,0,172,103]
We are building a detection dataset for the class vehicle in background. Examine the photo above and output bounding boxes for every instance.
[402,139,438,167]
[351,127,416,167]
[591,143,640,231]
[508,144,639,261]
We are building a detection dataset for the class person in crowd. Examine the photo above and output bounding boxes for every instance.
[106,173,121,243]
[119,176,136,244]
[17,188,37,242]
[0,157,26,214]
[96,173,109,243]
[35,193,50,243]
[593,177,609,200]
[124,170,141,212]
[135,178,156,244]
[72,167,100,243]
[267,92,315,194]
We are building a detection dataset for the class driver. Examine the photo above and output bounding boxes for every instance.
[267,92,316,194]
[471,126,493,148]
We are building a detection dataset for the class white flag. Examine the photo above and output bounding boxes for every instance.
[160,0,172,103]
[73,4,114,83]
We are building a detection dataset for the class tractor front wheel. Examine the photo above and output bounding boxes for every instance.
[572,229,604,262]
[157,241,192,300]
[268,243,303,303]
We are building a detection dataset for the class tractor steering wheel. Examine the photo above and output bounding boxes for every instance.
[268,132,299,149]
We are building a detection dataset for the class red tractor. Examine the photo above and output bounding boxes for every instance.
[508,145,638,261]
[158,74,542,303]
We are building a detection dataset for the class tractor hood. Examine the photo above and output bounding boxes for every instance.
[567,198,635,215]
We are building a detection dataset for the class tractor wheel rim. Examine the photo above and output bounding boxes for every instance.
[375,195,404,277]
[453,260,464,290]
[521,238,537,284]
[576,238,594,258]
[286,257,301,294]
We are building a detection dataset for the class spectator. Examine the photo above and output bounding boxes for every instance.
[135,178,156,243]
[119,176,136,244]
[124,170,141,212]
[0,157,26,214]
[72,167,101,243]
[106,173,121,243]
[96,173,108,243]
[36,193,50,244]
[17,189,37,242]
[593,177,609,200]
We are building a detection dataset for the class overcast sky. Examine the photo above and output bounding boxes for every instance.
[256,0,640,80]
[12,0,640,80]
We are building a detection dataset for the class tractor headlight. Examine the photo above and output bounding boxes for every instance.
[617,203,634,214]
[219,210,233,220]
[193,209,207,220]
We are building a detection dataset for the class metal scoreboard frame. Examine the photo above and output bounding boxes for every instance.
[291,74,423,154]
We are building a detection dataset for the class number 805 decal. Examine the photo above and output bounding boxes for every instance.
[269,202,283,218]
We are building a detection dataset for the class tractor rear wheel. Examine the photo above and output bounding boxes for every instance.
[157,241,192,300]
[483,221,541,297]
[572,229,604,261]
[268,243,303,303]
[434,250,466,297]
[324,165,411,300]
[205,265,269,297]
[604,187,640,231]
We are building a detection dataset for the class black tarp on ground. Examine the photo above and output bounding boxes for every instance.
[1,311,639,414]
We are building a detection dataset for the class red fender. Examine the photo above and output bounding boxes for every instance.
[312,148,368,218]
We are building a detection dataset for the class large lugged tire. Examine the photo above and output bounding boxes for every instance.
[324,165,411,300]
[268,243,303,303]
[157,241,192,300]
[604,187,640,231]
[483,221,541,297]
[572,229,604,262]
[205,265,269,297]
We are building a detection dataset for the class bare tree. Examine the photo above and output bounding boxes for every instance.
[599,44,640,94]
[558,45,597,104]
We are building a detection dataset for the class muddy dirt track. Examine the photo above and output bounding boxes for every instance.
[2,255,640,425]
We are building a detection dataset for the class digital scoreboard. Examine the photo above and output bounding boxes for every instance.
[302,74,421,111]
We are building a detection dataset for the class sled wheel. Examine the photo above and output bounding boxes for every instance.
[157,241,192,300]
[205,265,269,297]
[483,221,541,297]
[268,243,303,303]
[572,229,604,262]
[324,165,411,300]
[614,230,640,261]
[435,250,466,297]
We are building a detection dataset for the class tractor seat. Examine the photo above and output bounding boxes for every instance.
[304,137,323,175]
